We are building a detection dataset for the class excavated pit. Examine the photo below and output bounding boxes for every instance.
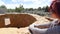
[0,14,36,28]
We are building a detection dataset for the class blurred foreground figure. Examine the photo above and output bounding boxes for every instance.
[29,0,60,34]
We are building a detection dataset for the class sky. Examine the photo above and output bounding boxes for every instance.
[0,0,52,9]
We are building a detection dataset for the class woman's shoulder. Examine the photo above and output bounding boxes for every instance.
[46,26,60,34]
[46,19,60,34]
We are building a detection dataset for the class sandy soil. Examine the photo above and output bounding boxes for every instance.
[0,14,50,34]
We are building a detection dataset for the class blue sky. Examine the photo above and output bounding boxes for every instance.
[0,0,52,9]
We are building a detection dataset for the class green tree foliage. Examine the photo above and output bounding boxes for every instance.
[0,5,6,9]
[25,8,28,11]
[37,7,41,11]
[7,9,15,12]
[15,5,24,12]
[45,6,49,12]
[41,7,46,10]
[28,8,33,11]
[0,5,49,13]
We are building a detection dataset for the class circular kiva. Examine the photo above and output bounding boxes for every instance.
[3,14,36,28]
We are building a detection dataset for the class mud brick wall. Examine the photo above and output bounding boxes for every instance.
[0,14,36,28]
[0,15,5,28]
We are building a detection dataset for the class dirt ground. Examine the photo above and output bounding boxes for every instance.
[0,14,50,34]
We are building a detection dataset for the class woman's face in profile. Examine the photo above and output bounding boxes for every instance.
[51,13,57,18]
[50,9,57,18]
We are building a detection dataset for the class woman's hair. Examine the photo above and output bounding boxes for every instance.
[50,0,60,25]
[50,1,60,18]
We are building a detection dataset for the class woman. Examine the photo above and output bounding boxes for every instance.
[29,0,60,34]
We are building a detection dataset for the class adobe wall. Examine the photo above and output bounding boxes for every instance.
[0,15,5,28]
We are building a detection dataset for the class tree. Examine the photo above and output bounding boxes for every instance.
[7,9,15,12]
[41,7,46,10]
[19,5,24,11]
[45,6,49,12]
[37,7,41,11]
[28,8,33,11]
[0,5,6,9]
[15,5,24,12]
[15,7,20,12]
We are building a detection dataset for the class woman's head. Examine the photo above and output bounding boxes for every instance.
[49,1,60,19]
